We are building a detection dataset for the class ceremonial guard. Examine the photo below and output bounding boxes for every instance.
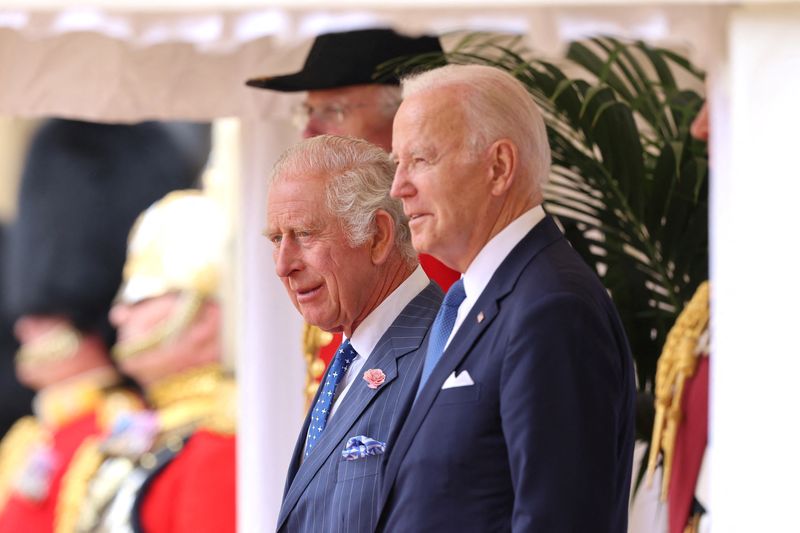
[643,101,712,533]
[57,190,236,533]
[0,119,209,532]
[646,282,710,533]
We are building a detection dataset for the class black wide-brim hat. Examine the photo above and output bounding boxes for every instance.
[246,28,442,92]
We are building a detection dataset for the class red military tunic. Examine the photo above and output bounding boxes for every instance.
[133,366,236,533]
[668,356,709,533]
[56,365,236,533]
[0,376,138,533]
[139,430,236,533]
[0,413,98,532]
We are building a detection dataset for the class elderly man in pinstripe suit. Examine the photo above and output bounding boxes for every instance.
[266,134,443,532]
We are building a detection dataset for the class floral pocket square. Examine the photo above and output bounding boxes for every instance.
[341,435,386,461]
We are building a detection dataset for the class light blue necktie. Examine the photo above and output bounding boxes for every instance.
[304,339,357,458]
[416,279,466,397]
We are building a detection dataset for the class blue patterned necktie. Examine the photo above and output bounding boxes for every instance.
[416,279,466,397]
[304,339,357,458]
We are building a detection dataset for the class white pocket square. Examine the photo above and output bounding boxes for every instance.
[441,370,475,389]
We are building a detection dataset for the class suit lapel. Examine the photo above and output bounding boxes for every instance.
[277,282,441,530]
[379,217,565,508]
[281,378,324,496]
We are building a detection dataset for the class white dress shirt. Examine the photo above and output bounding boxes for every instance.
[329,265,429,418]
[445,205,546,349]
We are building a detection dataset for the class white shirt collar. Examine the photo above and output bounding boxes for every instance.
[327,265,429,419]
[347,265,429,359]
[443,206,546,350]
[462,205,546,304]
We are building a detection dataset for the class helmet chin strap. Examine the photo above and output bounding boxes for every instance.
[15,323,82,365]
[111,291,204,363]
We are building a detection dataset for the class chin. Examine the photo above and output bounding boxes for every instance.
[411,235,431,255]
[301,313,330,332]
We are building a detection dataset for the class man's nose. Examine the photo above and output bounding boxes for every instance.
[303,118,325,139]
[274,240,302,278]
[390,166,413,199]
[108,304,129,327]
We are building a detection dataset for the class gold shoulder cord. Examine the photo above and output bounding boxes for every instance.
[0,417,47,512]
[303,324,332,411]
[646,281,710,502]
[55,436,104,533]
[148,364,236,435]
[54,389,144,533]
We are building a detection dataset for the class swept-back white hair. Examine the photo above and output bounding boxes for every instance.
[270,134,416,265]
[402,64,551,191]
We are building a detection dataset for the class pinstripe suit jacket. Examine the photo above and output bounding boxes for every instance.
[276,282,443,533]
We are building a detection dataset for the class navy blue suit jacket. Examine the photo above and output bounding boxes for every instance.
[376,216,636,532]
[276,282,442,533]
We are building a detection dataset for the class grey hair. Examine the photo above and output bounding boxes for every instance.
[270,135,417,265]
[401,64,551,191]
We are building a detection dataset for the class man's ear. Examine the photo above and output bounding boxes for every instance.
[370,210,395,265]
[488,139,517,196]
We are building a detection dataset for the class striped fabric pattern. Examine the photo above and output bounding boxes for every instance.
[276,283,442,533]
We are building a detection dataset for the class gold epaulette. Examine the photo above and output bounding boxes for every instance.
[148,365,236,436]
[34,368,121,429]
[148,364,224,409]
[646,281,710,500]
[0,416,47,512]
[54,388,144,533]
[199,377,237,435]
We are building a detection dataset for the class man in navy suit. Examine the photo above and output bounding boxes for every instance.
[378,64,636,531]
[266,134,443,532]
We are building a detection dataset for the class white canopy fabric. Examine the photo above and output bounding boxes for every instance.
[0,6,720,120]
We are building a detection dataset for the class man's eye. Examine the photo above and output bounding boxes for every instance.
[269,234,282,247]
